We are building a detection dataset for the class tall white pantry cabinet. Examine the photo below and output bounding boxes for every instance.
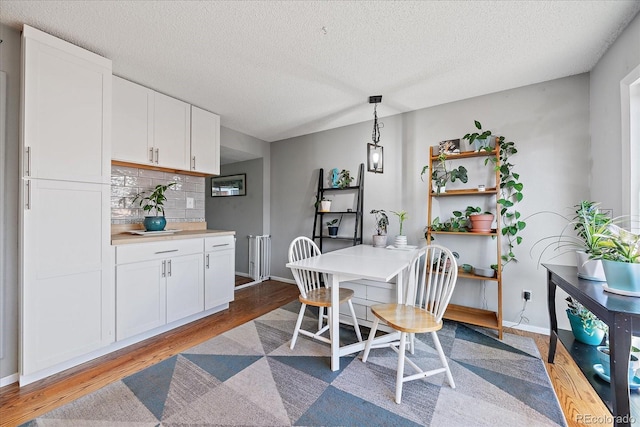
[20,26,112,382]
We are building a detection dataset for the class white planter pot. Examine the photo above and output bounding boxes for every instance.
[575,250,606,281]
[319,201,331,212]
[372,234,387,248]
[394,235,407,248]
[431,182,445,194]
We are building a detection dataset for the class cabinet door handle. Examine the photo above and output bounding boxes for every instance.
[206,253,210,269]
[25,180,31,210]
[192,156,196,170]
[162,260,166,278]
[155,249,179,254]
[168,260,172,277]
[212,243,229,248]
[25,147,31,176]
[155,148,159,164]
[149,147,154,163]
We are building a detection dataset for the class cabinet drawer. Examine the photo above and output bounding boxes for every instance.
[204,235,235,252]
[367,286,396,304]
[116,238,203,264]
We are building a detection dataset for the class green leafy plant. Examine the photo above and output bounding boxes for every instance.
[593,224,640,264]
[420,152,468,192]
[132,182,177,216]
[566,297,608,335]
[530,201,615,264]
[370,209,389,235]
[337,169,354,189]
[326,215,343,228]
[392,210,408,235]
[463,120,493,148]
[467,121,525,266]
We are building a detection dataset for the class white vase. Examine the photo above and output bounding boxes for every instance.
[394,235,407,248]
[575,251,606,281]
[319,200,331,212]
[372,234,387,248]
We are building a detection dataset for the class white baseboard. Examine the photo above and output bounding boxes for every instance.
[0,372,18,387]
[503,321,550,336]
[268,275,296,285]
[235,272,251,278]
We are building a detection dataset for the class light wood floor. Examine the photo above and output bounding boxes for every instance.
[0,280,611,427]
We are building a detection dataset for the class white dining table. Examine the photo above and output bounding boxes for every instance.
[286,244,422,371]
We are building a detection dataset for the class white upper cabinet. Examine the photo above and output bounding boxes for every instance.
[190,106,220,175]
[22,25,111,184]
[112,76,153,164]
[112,77,220,175]
[152,91,191,171]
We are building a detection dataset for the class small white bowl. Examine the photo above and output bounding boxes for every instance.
[475,267,495,278]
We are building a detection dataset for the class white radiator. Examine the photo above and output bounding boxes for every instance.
[248,235,271,281]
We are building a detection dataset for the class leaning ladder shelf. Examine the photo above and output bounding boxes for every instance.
[425,147,503,340]
[312,163,364,252]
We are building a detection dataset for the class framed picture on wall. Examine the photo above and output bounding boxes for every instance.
[211,174,246,197]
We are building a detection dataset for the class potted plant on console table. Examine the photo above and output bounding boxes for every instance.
[133,182,176,232]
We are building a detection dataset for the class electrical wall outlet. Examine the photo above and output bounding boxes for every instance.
[523,290,532,301]
[186,197,195,209]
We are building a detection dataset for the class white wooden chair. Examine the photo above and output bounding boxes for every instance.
[288,236,363,349]
[362,244,458,403]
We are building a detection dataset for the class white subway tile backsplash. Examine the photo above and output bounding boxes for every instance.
[111,166,206,225]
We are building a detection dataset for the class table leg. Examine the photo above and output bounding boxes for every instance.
[609,314,632,427]
[330,273,340,372]
[547,270,558,364]
[396,270,404,303]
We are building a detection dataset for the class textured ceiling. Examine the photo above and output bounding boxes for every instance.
[1,1,639,146]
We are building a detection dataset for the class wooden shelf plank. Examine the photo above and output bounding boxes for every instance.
[430,230,498,236]
[430,188,498,196]
[430,148,498,160]
[444,304,500,330]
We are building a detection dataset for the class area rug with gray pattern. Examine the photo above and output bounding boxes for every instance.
[22,300,566,426]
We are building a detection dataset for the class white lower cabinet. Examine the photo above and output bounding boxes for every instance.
[115,235,232,342]
[166,253,204,323]
[115,239,204,340]
[204,235,235,310]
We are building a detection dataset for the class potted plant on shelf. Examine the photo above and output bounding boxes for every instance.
[463,120,496,152]
[337,169,354,189]
[462,205,494,233]
[565,297,607,345]
[371,209,389,248]
[391,210,408,247]
[326,215,343,238]
[316,197,332,212]
[132,182,177,231]
[420,152,468,194]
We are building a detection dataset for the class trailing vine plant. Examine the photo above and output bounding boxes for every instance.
[464,121,525,266]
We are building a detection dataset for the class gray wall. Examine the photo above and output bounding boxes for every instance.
[271,74,592,332]
[0,23,20,382]
[206,158,264,275]
[590,12,640,217]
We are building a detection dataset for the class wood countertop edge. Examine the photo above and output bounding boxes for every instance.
[111,229,236,245]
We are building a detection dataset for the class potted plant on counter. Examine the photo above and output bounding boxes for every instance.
[371,209,389,247]
[133,182,177,231]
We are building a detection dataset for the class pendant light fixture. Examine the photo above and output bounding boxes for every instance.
[367,95,383,173]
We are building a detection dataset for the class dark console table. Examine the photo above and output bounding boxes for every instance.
[545,264,640,427]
